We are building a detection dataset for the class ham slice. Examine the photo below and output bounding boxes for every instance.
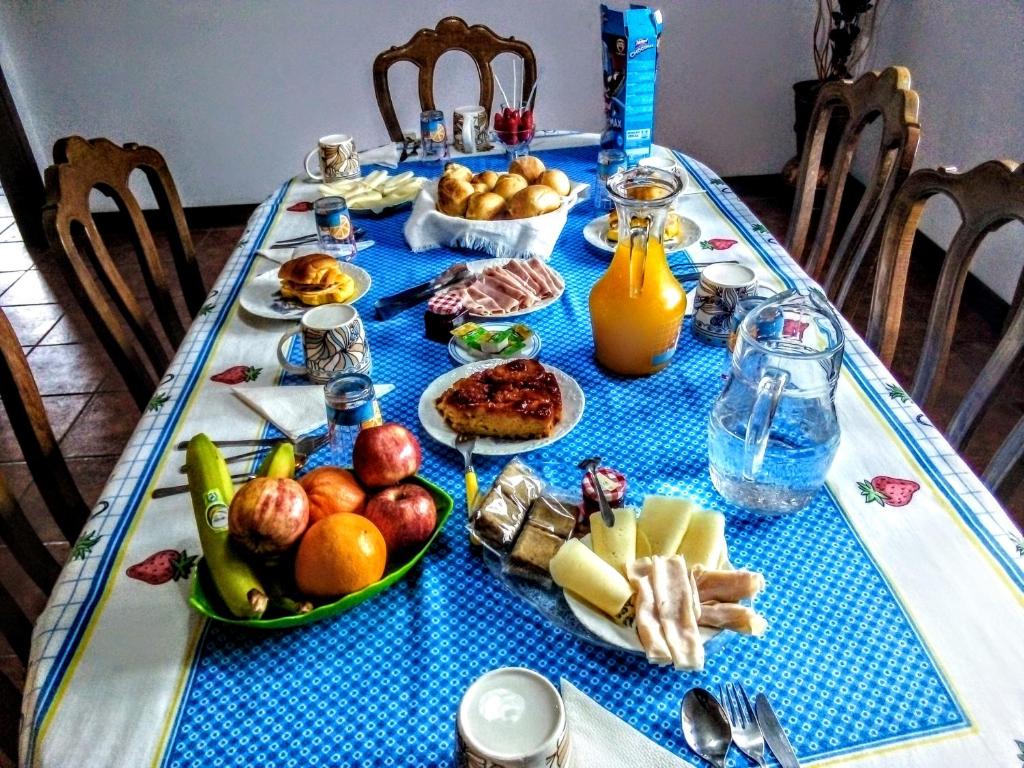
[691,565,765,603]
[481,267,535,307]
[470,281,519,312]
[698,602,768,636]
[626,559,671,665]
[528,257,564,291]
[506,258,555,297]
[628,555,704,671]
[439,260,563,315]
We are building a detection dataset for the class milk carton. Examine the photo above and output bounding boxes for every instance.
[600,4,664,165]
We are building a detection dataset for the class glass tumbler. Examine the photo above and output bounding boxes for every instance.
[314,196,357,261]
[324,373,381,467]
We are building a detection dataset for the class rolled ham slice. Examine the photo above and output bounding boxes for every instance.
[691,565,765,603]
[626,559,671,665]
[698,602,768,636]
[651,556,704,671]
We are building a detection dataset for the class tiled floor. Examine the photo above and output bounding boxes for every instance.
[0,183,1021,697]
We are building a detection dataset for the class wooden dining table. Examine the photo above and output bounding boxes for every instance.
[19,133,1024,767]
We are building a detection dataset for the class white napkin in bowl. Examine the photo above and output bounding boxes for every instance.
[403,181,588,260]
[560,679,694,767]
[232,384,395,441]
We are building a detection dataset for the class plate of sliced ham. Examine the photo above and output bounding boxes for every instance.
[435,257,565,318]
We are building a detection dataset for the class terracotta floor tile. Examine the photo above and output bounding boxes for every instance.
[0,393,91,459]
[0,303,63,346]
[38,309,92,346]
[25,343,107,395]
[60,390,140,458]
[0,269,72,306]
[0,270,21,296]
[16,455,119,545]
[0,462,33,497]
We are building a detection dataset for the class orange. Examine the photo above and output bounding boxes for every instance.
[299,466,366,523]
[294,513,386,598]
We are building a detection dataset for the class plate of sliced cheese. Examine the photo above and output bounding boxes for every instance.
[318,170,428,215]
[550,497,767,670]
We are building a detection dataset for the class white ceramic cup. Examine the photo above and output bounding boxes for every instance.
[453,105,491,153]
[277,304,370,383]
[456,668,571,768]
[304,133,360,182]
[692,262,759,345]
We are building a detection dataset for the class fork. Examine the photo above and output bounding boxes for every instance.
[719,683,768,767]
[454,434,478,511]
[178,433,330,472]
[154,452,315,499]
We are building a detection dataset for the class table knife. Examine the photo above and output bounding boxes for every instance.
[755,693,801,768]
[374,266,470,320]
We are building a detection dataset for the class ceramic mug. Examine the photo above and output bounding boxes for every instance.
[692,262,759,345]
[453,105,491,153]
[277,304,370,384]
[456,668,572,768]
[304,134,360,182]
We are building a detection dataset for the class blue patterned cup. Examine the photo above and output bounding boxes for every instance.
[692,262,758,345]
[276,304,370,384]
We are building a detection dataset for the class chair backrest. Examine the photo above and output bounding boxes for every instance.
[786,66,921,311]
[864,160,1024,493]
[373,16,537,143]
[42,136,205,410]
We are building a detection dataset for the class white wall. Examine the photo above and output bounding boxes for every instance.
[864,0,1024,303]
[0,0,814,208]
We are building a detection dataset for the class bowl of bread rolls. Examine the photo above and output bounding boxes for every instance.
[435,157,573,221]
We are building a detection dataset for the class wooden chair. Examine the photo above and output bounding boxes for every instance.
[786,66,921,312]
[864,160,1024,493]
[373,16,537,143]
[42,136,205,410]
[1,307,88,764]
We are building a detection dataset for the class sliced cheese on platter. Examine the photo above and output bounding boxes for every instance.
[676,510,725,570]
[589,508,637,575]
[549,538,633,617]
[638,495,694,556]
[635,529,652,559]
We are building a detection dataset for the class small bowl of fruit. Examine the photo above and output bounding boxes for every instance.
[184,423,452,629]
[492,104,536,160]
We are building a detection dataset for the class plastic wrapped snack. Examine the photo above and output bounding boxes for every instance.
[505,495,578,585]
[471,457,546,552]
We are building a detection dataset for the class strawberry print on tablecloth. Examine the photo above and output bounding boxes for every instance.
[858,475,921,507]
[700,238,737,251]
[126,549,198,585]
[211,365,262,384]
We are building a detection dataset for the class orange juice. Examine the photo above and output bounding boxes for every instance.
[589,234,686,375]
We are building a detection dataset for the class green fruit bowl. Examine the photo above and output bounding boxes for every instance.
[189,475,453,629]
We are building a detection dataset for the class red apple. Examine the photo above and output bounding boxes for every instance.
[353,423,422,488]
[362,484,437,554]
[228,477,309,557]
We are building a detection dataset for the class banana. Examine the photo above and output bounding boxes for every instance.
[186,434,268,619]
[256,441,295,479]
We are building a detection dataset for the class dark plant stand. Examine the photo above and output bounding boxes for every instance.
[782,79,847,188]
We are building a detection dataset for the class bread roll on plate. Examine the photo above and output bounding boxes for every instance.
[507,185,562,219]
[492,173,529,201]
[465,191,506,221]
[443,162,473,183]
[538,169,570,196]
[508,156,546,183]
[436,175,475,216]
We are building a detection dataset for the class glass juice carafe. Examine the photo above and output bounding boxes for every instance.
[589,166,685,376]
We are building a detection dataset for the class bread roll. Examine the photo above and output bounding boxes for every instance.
[471,170,499,190]
[538,169,571,196]
[628,184,670,201]
[507,185,562,219]
[436,175,475,216]
[471,182,489,194]
[465,191,506,221]
[492,173,529,201]
[278,253,342,287]
[443,162,473,183]
[508,156,546,183]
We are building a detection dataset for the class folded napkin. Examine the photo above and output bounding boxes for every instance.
[404,181,588,260]
[357,143,401,169]
[560,679,694,768]
[256,239,375,265]
[232,384,394,441]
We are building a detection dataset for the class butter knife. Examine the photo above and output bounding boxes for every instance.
[754,693,801,768]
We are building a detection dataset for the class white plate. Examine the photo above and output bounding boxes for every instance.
[239,264,372,321]
[449,258,565,320]
[562,535,723,655]
[418,358,584,456]
[447,323,542,365]
[583,214,702,255]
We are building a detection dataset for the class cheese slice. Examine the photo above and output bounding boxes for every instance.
[677,510,725,570]
[635,529,652,559]
[589,508,637,575]
[638,496,694,556]
[549,539,633,617]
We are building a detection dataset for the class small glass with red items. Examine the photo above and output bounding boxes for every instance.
[492,103,536,160]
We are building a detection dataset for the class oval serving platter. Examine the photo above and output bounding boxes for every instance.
[189,474,453,629]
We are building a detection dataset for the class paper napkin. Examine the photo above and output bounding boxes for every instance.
[560,679,695,768]
[358,143,401,169]
[403,181,588,260]
[232,384,394,441]
[256,239,375,264]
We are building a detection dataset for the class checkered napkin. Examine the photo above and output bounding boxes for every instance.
[403,180,588,260]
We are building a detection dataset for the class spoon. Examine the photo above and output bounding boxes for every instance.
[577,456,615,527]
[681,688,733,768]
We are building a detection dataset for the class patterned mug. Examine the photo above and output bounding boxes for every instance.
[277,304,370,384]
[456,668,572,768]
[304,134,360,182]
[453,105,491,153]
[692,262,759,345]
